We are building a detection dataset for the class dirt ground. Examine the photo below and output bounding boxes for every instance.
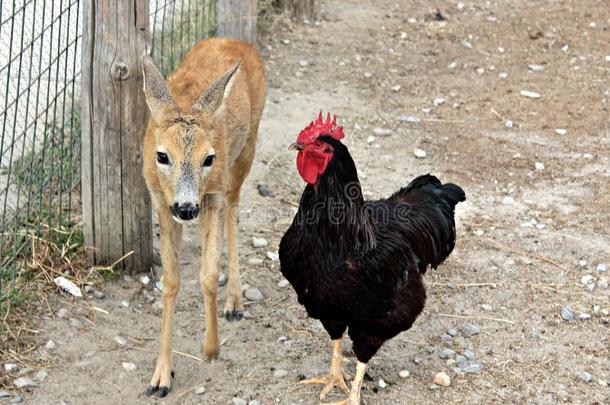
[7,0,610,403]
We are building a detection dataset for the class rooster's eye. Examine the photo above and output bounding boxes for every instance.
[156,152,170,165]
[202,155,215,167]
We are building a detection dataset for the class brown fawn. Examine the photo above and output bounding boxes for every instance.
[141,38,266,397]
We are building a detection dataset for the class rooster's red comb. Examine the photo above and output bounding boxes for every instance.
[296,112,344,145]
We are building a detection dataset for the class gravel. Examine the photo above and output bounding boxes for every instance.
[555,128,567,135]
[398,370,410,378]
[277,279,290,288]
[596,263,607,272]
[560,306,575,321]
[535,162,545,171]
[194,387,206,395]
[439,348,456,359]
[377,378,387,388]
[461,323,481,337]
[245,288,264,301]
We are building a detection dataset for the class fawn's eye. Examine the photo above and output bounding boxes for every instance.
[156,152,170,165]
[202,155,215,167]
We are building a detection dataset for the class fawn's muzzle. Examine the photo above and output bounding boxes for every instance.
[171,202,200,221]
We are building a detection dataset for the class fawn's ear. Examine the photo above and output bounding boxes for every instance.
[142,55,176,122]
[192,62,240,117]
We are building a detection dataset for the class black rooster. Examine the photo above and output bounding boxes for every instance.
[279,113,466,404]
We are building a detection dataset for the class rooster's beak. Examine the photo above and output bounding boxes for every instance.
[288,143,303,151]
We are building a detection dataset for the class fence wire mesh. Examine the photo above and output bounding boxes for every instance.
[0,0,216,307]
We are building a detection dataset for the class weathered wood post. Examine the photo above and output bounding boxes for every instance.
[217,0,258,43]
[292,0,314,21]
[81,0,153,272]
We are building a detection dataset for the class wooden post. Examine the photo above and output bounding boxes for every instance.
[217,0,258,43]
[292,0,314,22]
[81,0,153,272]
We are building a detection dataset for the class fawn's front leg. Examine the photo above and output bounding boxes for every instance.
[224,190,244,321]
[147,204,182,397]
[200,194,224,358]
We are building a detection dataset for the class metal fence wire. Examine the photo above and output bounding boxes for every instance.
[0,0,216,303]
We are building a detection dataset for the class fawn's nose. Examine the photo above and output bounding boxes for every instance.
[171,202,200,221]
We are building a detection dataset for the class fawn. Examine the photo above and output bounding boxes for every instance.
[141,38,266,397]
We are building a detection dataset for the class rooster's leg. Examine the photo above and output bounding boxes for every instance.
[300,339,351,399]
[321,361,366,405]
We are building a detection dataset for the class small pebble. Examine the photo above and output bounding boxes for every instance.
[463,362,484,374]
[248,258,264,266]
[252,238,268,248]
[194,386,206,395]
[13,377,36,389]
[273,369,288,378]
[391,85,401,92]
[218,273,228,287]
[498,72,508,79]
[242,310,254,319]
[528,64,545,72]
[555,128,567,135]
[249,401,260,405]
[597,278,608,289]
[464,350,475,360]
[373,128,393,137]
[433,372,451,387]
[70,319,82,328]
[455,355,467,367]
[398,115,421,123]
[481,304,492,311]
[266,251,279,261]
[433,97,445,106]
[505,120,513,129]
[277,279,290,288]
[581,275,593,285]
[114,336,128,346]
[377,378,387,388]
[122,362,137,372]
[447,328,458,337]
[34,370,48,382]
[439,348,456,359]
[461,323,480,337]
[534,162,545,171]
[245,288,264,301]
[579,313,591,320]
[45,340,56,351]
[233,398,248,405]
[281,39,290,45]
[140,275,150,286]
[441,334,452,342]
[93,290,106,299]
[560,306,574,321]
[257,184,275,197]
[398,370,410,378]
[578,371,592,383]
[57,308,69,319]
[413,148,427,158]
[298,60,308,67]
[155,281,163,292]
[9,396,22,404]
[502,196,515,205]
[4,363,18,372]
[0,391,11,398]
[367,136,376,144]
[520,90,541,99]
[596,263,607,273]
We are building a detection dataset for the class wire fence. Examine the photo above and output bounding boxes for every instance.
[0,0,217,309]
